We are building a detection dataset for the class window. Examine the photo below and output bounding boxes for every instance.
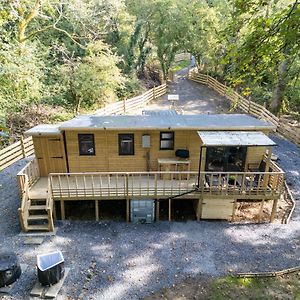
[205,146,246,172]
[160,132,174,150]
[78,134,95,156]
[119,134,134,155]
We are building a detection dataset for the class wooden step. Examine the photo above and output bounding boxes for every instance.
[27,224,49,231]
[29,205,47,211]
[28,215,49,221]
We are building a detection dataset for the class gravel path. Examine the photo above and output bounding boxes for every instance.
[130,67,231,115]
[0,68,299,300]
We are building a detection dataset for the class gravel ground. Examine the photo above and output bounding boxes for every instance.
[0,68,299,300]
[130,67,231,115]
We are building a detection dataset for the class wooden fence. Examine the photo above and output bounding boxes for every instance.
[0,137,34,171]
[94,84,167,115]
[188,69,300,147]
[0,83,167,171]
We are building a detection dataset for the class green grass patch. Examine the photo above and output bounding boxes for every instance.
[209,274,300,300]
[171,59,191,72]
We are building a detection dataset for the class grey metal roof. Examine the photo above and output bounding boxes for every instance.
[57,114,275,131]
[25,124,61,136]
[142,109,179,116]
[198,131,276,146]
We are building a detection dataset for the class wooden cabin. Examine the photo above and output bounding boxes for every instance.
[17,112,284,232]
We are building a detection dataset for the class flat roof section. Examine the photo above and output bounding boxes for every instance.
[198,131,276,147]
[57,114,275,131]
[25,124,61,137]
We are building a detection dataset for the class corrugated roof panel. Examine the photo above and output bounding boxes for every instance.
[197,131,276,146]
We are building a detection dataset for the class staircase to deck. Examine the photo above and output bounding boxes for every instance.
[17,159,54,232]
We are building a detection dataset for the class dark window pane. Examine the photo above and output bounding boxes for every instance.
[160,131,174,150]
[119,134,134,155]
[78,134,95,156]
[205,146,246,171]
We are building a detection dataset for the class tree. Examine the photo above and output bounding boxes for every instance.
[58,41,125,113]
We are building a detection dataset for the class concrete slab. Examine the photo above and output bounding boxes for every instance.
[19,228,57,237]
[24,237,44,245]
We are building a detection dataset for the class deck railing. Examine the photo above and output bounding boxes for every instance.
[17,174,30,231]
[17,158,40,194]
[49,169,284,200]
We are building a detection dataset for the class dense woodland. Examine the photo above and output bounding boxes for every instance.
[0,0,299,145]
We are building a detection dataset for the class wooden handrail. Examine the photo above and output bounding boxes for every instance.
[49,169,284,200]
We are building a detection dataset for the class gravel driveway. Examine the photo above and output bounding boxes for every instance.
[0,68,299,300]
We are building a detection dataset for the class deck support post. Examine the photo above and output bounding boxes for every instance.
[95,200,99,221]
[126,198,130,222]
[231,199,237,222]
[60,200,65,220]
[270,199,278,223]
[52,201,57,221]
[156,200,160,221]
[196,198,202,221]
[258,199,265,222]
[168,198,171,221]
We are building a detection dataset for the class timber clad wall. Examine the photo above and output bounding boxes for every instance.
[65,130,200,172]
[64,129,267,173]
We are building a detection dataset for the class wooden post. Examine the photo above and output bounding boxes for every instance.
[270,199,278,223]
[123,99,126,114]
[231,199,237,222]
[153,87,156,101]
[126,198,130,222]
[60,200,65,220]
[258,199,265,222]
[263,146,272,187]
[95,200,99,221]
[168,198,171,221]
[20,136,26,158]
[156,199,160,221]
[196,198,202,221]
[52,200,57,220]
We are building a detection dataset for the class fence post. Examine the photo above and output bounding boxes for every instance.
[153,87,156,100]
[20,136,26,158]
[123,99,126,114]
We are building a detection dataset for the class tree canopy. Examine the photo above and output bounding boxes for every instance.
[0,0,299,144]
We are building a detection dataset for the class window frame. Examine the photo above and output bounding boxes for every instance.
[78,134,95,156]
[160,131,175,150]
[118,133,135,156]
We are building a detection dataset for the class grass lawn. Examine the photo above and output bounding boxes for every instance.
[171,59,191,72]
[145,272,300,300]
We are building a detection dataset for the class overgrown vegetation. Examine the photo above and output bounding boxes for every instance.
[0,0,299,146]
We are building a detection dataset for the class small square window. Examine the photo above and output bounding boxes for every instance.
[119,134,134,155]
[78,134,95,156]
[160,131,174,150]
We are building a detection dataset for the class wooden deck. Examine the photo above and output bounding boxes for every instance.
[17,159,285,232]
